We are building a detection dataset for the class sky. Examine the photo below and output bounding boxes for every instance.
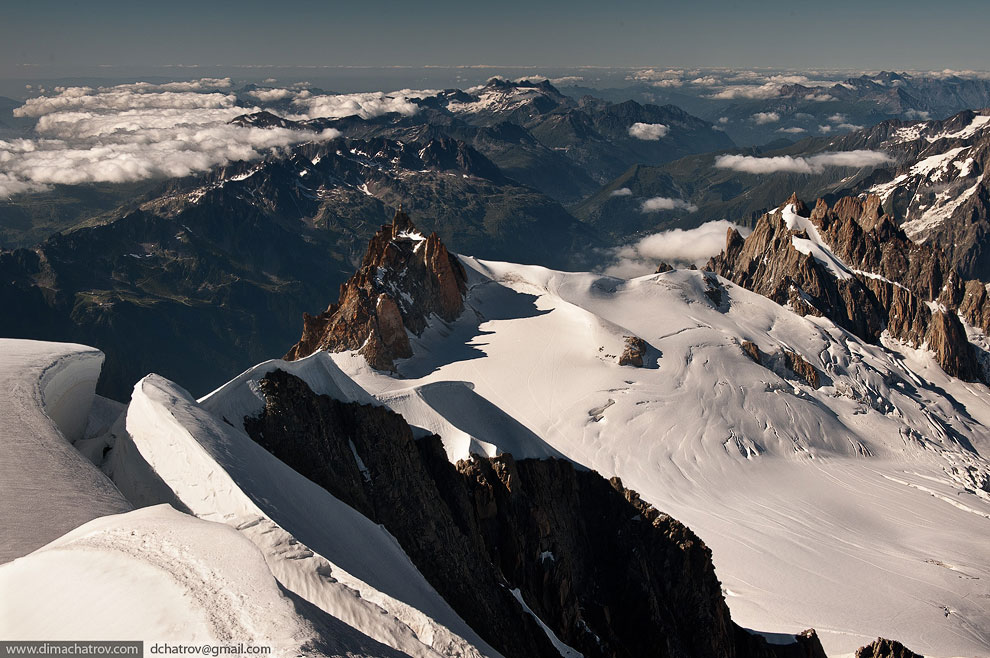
[2,0,989,78]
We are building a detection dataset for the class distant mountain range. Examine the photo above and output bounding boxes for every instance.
[563,71,990,146]
[578,109,990,279]
[2,81,990,401]
[235,78,735,203]
[0,130,597,399]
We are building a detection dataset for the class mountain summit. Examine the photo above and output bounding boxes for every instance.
[286,209,467,369]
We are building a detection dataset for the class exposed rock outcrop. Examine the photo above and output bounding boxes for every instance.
[285,210,467,369]
[783,350,821,389]
[704,271,728,310]
[708,194,980,381]
[619,336,648,367]
[855,638,923,658]
[740,340,762,364]
[939,270,990,335]
[243,368,820,658]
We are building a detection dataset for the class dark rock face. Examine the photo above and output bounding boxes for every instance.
[656,261,674,274]
[939,270,990,336]
[708,195,980,381]
[243,368,814,658]
[285,210,467,369]
[455,456,738,658]
[855,638,923,658]
[619,336,648,367]
[703,271,728,310]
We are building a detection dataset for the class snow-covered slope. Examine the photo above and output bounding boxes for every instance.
[0,339,131,564]
[0,504,409,657]
[109,371,500,658]
[326,260,990,658]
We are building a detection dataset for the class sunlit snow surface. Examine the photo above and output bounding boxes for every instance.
[328,260,990,658]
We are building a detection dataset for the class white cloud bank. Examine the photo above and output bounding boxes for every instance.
[610,187,633,197]
[714,150,892,174]
[0,80,339,196]
[752,112,781,124]
[640,196,698,213]
[290,90,426,120]
[247,88,295,102]
[513,75,585,86]
[605,220,750,277]
[628,122,670,140]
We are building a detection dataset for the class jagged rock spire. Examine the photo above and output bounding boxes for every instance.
[285,212,468,370]
[708,194,982,381]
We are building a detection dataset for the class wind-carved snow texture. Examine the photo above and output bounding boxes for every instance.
[0,339,131,564]
[326,258,990,658]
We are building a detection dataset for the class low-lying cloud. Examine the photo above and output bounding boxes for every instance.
[247,88,295,102]
[714,150,892,174]
[752,112,780,124]
[610,187,633,197]
[640,196,698,212]
[291,90,426,120]
[604,220,750,278]
[628,122,669,140]
[513,75,585,86]
[0,80,340,196]
[14,87,237,117]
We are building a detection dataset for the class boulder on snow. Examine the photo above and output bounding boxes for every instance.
[619,336,648,367]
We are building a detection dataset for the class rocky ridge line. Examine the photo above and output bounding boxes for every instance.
[708,194,982,381]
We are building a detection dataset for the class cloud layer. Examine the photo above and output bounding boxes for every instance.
[605,220,750,277]
[1,81,340,196]
[628,122,670,140]
[714,150,892,174]
[640,196,698,212]
[752,112,780,124]
[290,90,427,120]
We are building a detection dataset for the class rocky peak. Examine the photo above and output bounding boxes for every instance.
[416,136,507,182]
[228,110,306,130]
[708,195,982,381]
[285,209,467,370]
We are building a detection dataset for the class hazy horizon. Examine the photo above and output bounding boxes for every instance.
[3,0,988,82]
